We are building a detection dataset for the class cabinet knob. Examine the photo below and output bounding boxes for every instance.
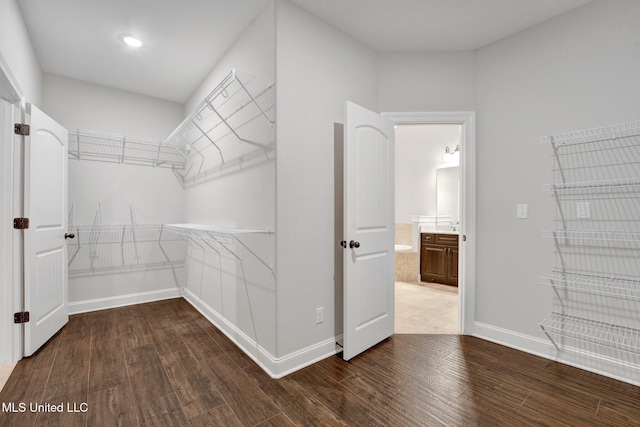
[349,240,360,249]
[65,233,75,240]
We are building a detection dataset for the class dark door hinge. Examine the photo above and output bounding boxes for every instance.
[14,312,30,324]
[14,123,30,136]
[13,218,29,229]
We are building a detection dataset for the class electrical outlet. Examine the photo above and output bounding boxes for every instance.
[316,307,324,324]
[516,204,528,219]
[576,202,591,219]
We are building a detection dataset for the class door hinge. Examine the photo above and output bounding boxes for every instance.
[14,123,30,136]
[14,312,30,324]
[13,218,30,229]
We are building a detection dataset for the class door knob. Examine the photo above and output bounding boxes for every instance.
[349,240,360,249]
[65,233,75,239]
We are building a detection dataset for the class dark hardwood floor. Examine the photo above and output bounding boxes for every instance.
[2,298,640,426]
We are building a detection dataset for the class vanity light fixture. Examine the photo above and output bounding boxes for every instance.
[122,35,143,48]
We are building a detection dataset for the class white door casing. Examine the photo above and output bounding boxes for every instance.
[23,104,69,356]
[343,101,395,361]
[382,111,476,335]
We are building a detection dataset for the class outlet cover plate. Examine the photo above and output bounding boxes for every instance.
[516,204,528,219]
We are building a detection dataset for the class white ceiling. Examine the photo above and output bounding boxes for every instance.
[17,0,592,104]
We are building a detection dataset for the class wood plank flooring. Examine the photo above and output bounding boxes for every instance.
[1,298,639,426]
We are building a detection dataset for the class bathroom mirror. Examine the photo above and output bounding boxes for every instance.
[436,166,460,227]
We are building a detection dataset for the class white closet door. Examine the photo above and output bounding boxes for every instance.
[23,104,69,356]
[343,101,395,361]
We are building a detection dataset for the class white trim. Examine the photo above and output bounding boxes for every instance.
[383,111,476,334]
[0,49,23,364]
[68,287,182,314]
[473,321,550,357]
[474,321,640,387]
[182,287,337,379]
[0,51,23,103]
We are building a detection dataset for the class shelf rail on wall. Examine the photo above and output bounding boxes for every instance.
[65,69,276,186]
[538,120,640,373]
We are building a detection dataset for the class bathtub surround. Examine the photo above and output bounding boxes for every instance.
[395,223,418,282]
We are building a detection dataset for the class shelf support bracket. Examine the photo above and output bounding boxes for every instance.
[540,325,561,352]
[235,77,274,125]
[192,119,225,164]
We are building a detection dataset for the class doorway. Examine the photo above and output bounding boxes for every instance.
[384,112,476,336]
[394,123,460,334]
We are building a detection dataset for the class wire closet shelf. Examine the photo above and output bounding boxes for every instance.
[66,69,275,185]
[164,224,274,276]
[540,313,640,355]
[538,119,640,360]
[67,128,187,169]
[67,223,186,277]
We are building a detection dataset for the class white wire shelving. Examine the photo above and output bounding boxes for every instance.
[542,177,640,193]
[164,224,274,275]
[67,128,187,169]
[66,69,276,186]
[539,120,640,364]
[540,313,640,355]
[542,229,640,243]
[539,120,640,147]
[539,271,640,300]
[67,224,186,277]
[166,69,275,183]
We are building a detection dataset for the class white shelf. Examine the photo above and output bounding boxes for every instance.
[167,69,275,182]
[540,313,640,355]
[165,224,272,235]
[539,120,640,147]
[540,120,640,364]
[67,69,276,186]
[165,224,273,274]
[540,271,640,300]
[67,224,186,277]
[67,128,187,168]
[542,177,640,193]
[542,229,640,243]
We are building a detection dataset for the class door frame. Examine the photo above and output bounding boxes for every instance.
[0,50,25,364]
[382,111,476,335]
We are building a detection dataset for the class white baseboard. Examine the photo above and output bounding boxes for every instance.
[182,287,337,379]
[68,287,182,314]
[473,321,640,387]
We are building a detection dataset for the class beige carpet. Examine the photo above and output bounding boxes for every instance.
[395,281,458,334]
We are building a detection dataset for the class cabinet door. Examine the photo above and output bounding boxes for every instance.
[420,244,447,282]
[447,246,459,285]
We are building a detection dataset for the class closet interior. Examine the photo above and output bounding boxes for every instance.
[66,69,276,364]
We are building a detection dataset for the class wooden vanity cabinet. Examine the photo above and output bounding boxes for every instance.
[420,233,459,286]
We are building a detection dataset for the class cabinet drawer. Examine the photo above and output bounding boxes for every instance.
[435,234,459,246]
[421,233,435,244]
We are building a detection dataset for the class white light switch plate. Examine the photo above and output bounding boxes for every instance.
[516,204,528,219]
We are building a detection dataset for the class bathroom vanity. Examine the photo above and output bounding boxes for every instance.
[420,232,459,286]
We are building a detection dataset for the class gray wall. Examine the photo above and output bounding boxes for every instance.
[275,0,378,360]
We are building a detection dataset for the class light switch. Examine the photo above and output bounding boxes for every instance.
[516,204,528,219]
[577,202,591,219]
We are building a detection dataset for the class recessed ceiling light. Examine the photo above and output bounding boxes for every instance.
[122,36,142,48]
